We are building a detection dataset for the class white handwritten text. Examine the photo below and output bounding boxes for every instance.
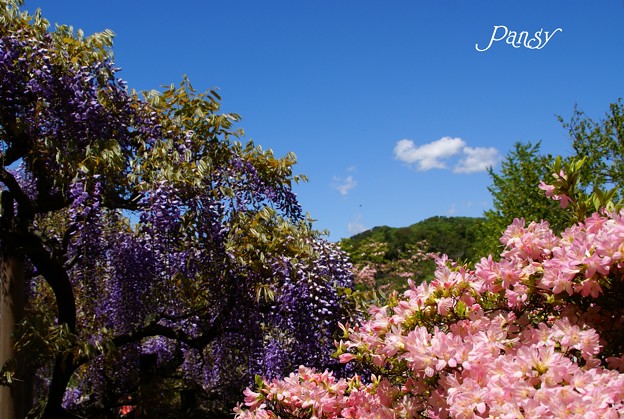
[475,25,563,52]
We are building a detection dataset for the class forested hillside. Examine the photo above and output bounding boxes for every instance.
[341,216,482,262]
[339,216,482,292]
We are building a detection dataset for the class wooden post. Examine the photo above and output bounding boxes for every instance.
[0,191,25,419]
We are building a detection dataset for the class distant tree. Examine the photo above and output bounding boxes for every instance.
[474,141,568,258]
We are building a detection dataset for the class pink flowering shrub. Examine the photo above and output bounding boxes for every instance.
[235,171,624,417]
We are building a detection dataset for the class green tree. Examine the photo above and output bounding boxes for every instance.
[475,141,568,258]
[477,100,624,260]
[560,99,624,201]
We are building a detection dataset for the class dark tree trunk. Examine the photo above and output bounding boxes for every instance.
[41,353,77,419]
[0,191,26,419]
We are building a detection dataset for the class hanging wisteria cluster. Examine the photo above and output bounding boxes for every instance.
[55,171,356,416]
[0,20,157,198]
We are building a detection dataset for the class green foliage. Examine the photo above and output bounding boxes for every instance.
[541,155,621,222]
[560,99,624,201]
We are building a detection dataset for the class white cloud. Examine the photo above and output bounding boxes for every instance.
[394,137,499,174]
[333,175,357,196]
[394,137,465,171]
[454,146,500,174]
[347,214,367,235]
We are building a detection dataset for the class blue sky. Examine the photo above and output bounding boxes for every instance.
[24,1,624,240]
